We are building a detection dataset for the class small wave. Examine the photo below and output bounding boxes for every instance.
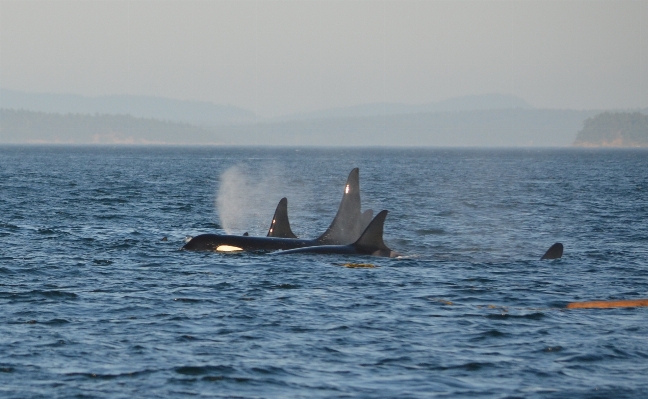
[427,361,496,371]
[457,362,493,371]
[192,222,222,229]
[112,239,139,249]
[415,228,445,236]
[202,375,224,382]
[66,369,154,379]
[0,222,19,229]
[323,346,342,353]
[486,312,545,320]
[167,316,190,321]
[557,354,614,363]
[97,197,128,204]
[326,325,349,331]
[250,366,290,375]
[34,290,78,300]
[274,284,300,289]
[43,318,70,325]
[463,277,495,283]
[96,214,122,220]
[289,326,315,333]
[173,297,201,303]
[42,339,68,347]
[471,329,508,341]
[201,375,251,383]
[175,365,235,376]
[35,227,72,236]
[2,290,78,301]
[375,356,413,366]
[542,346,563,353]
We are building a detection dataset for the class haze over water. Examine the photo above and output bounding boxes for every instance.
[1,146,647,398]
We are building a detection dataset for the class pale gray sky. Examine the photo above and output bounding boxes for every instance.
[1,0,646,117]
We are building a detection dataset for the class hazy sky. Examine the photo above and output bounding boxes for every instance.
[1,0,646,117]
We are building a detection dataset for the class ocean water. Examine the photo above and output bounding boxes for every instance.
[1,146,647,398]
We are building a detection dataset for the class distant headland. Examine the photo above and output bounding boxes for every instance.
[574,112,648,148]
[3,89,647,147]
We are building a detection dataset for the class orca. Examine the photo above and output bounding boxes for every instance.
[540,242,563,260]
[183,168,372,252]
[273,210,400,258]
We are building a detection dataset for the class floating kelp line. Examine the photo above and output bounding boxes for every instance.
[566,299,648,309]
[427,297,648,311]
[339,263,377,268]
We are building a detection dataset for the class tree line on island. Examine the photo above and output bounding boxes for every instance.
[573,112,648,147]
[0,109,221,145]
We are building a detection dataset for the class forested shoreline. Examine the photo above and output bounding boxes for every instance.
[574,112,648,147]
[0,109,222,144]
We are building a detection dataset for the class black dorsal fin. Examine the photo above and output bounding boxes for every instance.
[353,210,399,257]
[316,168,366,245]
[354,210,390,252]
[266,197,297,238]
[541,242,563,260]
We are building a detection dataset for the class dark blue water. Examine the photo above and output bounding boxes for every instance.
[1,146,647,398]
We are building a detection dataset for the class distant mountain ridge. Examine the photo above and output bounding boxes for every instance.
[1,89,532,126]
[1,107,598,147]
[271,94,533,122]
[226,108,598,147]
[0,89,257,126]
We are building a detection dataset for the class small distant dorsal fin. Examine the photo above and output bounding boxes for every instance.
[266,197,297,238]
[541,242,563,260]
[353,210,390,252]
[316,168,366,245]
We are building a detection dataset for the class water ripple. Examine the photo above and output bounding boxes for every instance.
[1,146,647,398]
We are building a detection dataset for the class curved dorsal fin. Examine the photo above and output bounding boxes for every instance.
[354,210,389,251]
[316,168,366,245]
[266,197,297,238]
[352,210,399,257]
[540,242,563,260]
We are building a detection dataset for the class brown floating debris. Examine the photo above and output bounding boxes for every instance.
[566,299,648,309]
[342,263,376,268]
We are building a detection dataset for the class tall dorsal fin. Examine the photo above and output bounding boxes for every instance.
[316,168,365,245]
[266,197,297,238]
